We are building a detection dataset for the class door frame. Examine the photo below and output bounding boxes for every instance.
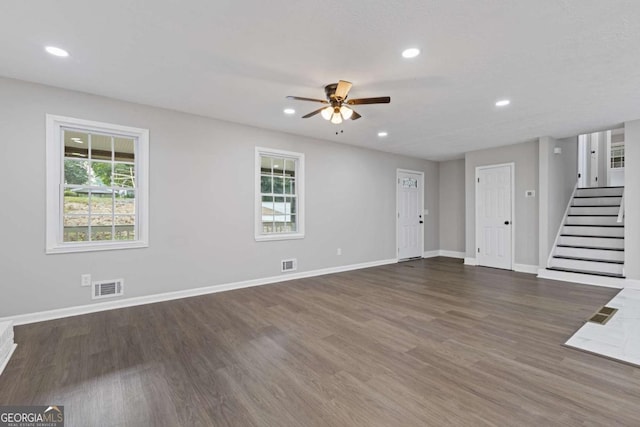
[396,168,425,262]
[475,162,515,270]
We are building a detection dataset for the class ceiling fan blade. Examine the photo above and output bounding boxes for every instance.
[286,96,328,104]
[350,110,362,120]
[346,96,391,105]
[302,107,328,118]
[334,80,352,100]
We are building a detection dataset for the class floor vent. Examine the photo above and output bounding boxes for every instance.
[588,306,618,325]
[92,279,124,300]
[281,259,297,272]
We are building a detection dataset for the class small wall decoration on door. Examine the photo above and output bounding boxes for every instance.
[402,178,418,188]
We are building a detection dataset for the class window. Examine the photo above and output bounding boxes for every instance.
[255,147,304,241]
[46,115,149,253]
[610,143,625,169]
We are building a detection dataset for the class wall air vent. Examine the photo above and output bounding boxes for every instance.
[92,279,124,300]
[281,259,297,272]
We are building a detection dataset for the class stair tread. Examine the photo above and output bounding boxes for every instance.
[573,195,622,198]
[556,244,624,251]
[560,234,624,239]
[567,214,619,217]
[552,255,624,264]
[571,205,621,208]
[563,224,624,227]
[547,267,625,278]
[577,186,624,189]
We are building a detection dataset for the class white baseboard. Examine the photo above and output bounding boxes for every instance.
[422,250,440,258]
[513,264,538,275]
[464,257,478,266]
[439,250,465,259]
[0,344,17,377]
[1,258,397,326]
[537,268,629,289]
[423,250,465,259]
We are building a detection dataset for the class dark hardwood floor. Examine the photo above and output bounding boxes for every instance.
[1,257,638,426]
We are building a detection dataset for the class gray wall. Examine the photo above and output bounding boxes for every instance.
[538,136,578,267]
[438,159,465,253]
[624,120,639,280]
[465,141,539,266]
[0,77,439,317]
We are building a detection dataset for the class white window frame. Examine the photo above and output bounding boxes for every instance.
[46,114,149,254]
[255,147,305,241]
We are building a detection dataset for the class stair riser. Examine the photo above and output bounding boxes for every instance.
[554,247,624,262]
[562,226,624,237]
[572,197,622,206]
[557,236,624,249]
[565,216,623,226]
[575,187,624,197]
[569,206,620,215]
[549,258,624,275]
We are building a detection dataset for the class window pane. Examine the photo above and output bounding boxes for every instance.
[272,158,285,176]
[64,160,90,185]
[90,216,113,241]
[284,159,295,177]
[290,197,296,214]
[114,215,135,241]
[91,193,113,214]
[284,177,294,194]
[64,130,89,159]
[114,163,136,188]
[114,137,135,162]
[91,134,112,160]
[287,215,297,232]
[64,215,89,242]
[261,176,272,193]
[64,192,89,214]
[91,161,113,186]
[273,177,284,194]
[260,156,272,174]
[115,192,135,214]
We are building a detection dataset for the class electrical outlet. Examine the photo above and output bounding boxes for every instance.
[81,274,91,287]
[336,248,342,256]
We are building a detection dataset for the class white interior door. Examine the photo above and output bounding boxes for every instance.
[589,134,599,187]
[578,135,588,188]
[476,164,512,270]
[397,171,423,260]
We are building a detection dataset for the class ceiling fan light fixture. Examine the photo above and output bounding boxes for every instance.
[330,112,343,124]
[321,106,333,120]
[340,106,353,120]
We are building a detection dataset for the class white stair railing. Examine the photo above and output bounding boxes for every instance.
[617,189,625,223]
[547,181,579,268]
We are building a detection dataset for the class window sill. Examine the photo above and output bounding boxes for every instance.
[46,240,149,254]
[255,233,305,242]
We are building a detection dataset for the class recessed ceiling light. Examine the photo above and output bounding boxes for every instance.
[402,48,420,59]
[378,131,388,137]
[283,108,295,115]
[45,46,70,57]
[495,99,510,107]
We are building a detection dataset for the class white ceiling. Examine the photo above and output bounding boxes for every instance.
[1,1,639,160]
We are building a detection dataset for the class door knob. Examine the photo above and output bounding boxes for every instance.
[504,221,510,225]
[419,220,424,224]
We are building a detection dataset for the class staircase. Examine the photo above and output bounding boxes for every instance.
[548,186,625,278]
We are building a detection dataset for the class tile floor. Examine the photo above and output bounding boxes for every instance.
[565,288,640,367]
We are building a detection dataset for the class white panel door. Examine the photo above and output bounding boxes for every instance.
[476,165,512,270]
[589,134,599,187]
[397,171,423,260]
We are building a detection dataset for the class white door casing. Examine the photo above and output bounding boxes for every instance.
[476,164,513,270]
[397,170,424,260]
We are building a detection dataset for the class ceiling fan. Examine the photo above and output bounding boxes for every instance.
[286,80,390,124]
